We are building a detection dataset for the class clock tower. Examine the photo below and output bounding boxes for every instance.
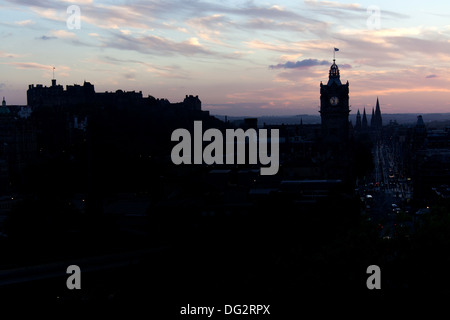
[319,59,350,144]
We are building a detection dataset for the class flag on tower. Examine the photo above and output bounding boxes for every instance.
[333,48,339,60]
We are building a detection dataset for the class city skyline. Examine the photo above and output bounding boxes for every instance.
[1,0,450,116]
[1,1,450,303]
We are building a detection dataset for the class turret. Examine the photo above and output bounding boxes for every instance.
[374,97,382,129]
[355,109,362,131]
[362,108,368,131]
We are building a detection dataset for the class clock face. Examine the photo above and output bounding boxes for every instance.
[330,96,339,106]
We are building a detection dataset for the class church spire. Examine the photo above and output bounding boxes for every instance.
[375,97,382,128]
[0,96,10,115]
[355,109,362,131]
[362,108,368,131]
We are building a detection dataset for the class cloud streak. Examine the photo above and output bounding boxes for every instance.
[8,62,54,70]
[15,19,34,26]
[270,59,330,69]
[305,0,409,19]
[0,51,21,58]
[36,35,57,40]
[100,32,215,57]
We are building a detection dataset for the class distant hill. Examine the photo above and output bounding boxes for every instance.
[212,113,450,127]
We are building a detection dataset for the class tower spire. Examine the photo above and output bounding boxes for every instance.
[52,67,57,87]
[328,59,341,86]
[362,108,368,131]
[355,109,362,131]
[374,97,382,129]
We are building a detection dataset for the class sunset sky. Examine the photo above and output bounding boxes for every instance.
[1,0,450,116]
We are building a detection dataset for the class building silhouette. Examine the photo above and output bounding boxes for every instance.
[353,98,383,140]
[319,59,355,181]
[410,115,450,202]
[319,59,350,144]
[372,97,382,130]
[27,79,206,115]
[0,97,36,192]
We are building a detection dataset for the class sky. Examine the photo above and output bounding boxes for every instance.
[1,0,450,116]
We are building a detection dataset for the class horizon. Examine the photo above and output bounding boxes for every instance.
[4,77,450,118]
[1,1,450,116]
[4,75,450,118]
[213,112,450,126]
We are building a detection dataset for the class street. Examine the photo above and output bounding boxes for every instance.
[359,137,413,238]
